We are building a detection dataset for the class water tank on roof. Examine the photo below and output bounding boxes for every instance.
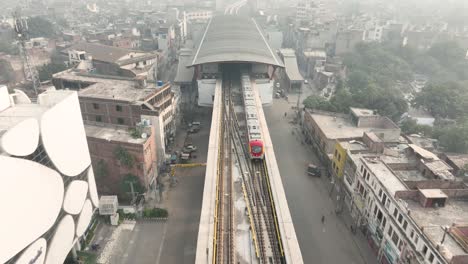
[157,80,164,86]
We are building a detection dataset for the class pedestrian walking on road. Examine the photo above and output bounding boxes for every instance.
[321,215,325,224]
[284,112,287,117]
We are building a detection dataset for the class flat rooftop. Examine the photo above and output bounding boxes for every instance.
[310,112,370,139]
[190,15,283,67]
[85,124,148,144]
[406,199,468,260]
[362,157,407,196]
[350,107,378,117]
[55,70,161,102]
[79,82,157,102]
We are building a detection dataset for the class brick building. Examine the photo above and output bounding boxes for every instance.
[52,68,177,199]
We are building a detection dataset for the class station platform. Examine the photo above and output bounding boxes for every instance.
[252,81,303,264]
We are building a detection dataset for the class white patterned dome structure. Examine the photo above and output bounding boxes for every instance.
[0,86,99,264]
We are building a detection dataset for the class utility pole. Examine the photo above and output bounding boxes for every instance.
[13,8,40,96]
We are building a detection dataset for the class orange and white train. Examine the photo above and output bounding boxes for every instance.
[241,73,264,160]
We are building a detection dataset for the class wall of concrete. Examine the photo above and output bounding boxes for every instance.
[254,79,274,105]
[197,79,217,107]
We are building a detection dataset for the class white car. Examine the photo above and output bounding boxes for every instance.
[304,79,309,84]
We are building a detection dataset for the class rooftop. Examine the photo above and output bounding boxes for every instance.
[279,49,304,82]
[419,189,448,199]
[406,199,468,261]
[64,42,151,64]
[350,107,378,117]
[84,124,148,144]
[79,82,158,102]
[54,70,163,102]
[443,153,468,170]
[190,15,283,67]
[308,111,372,139]
[362,157,407,196]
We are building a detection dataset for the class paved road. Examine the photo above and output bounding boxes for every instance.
[90,107,212,264]
[264,96,377,264]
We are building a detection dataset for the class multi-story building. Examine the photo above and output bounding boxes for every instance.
[0,85,98,263]
[52,68,177,198]
[63,42,158,80]
[302,107,400,164]
[330,131,468,264]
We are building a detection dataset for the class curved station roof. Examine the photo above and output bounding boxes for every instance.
[190,15,283,67]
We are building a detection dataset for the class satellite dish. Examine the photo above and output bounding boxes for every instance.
[141,133,148,139]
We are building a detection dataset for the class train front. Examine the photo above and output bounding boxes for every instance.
[249,139,264,159]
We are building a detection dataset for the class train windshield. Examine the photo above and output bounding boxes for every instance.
[252,145,262,154]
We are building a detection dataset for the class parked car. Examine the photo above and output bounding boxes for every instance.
[307,164,321,177]
[183,145,197,153]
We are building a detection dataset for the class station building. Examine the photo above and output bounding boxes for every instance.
[182,15,284,107]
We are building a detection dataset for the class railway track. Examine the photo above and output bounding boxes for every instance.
[216,75,235,264]
[215,71,283,264]
[230,74,284,264]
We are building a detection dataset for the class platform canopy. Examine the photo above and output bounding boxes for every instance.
[189,15,284,67]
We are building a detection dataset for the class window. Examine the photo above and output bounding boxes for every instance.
[334,149,338,157]
[428,253,434,262]
[95,115,102,122]
[422,245,428,255]
[116,105,123,112]
[117,118,125,125]
[410,229,414,239]
[403,220,408,231]
[398,214,403,224]
[414,234,419,245]
[387,225,393,236]
[391,232,399,246]
[92,103,99,110]
[393,208,398,218]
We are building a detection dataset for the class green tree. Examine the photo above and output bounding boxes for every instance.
[27,17,56,38]
[400,118,433,136]
[38,63,67,81]
[114,145,135,168]
[303,95,336,112]
[119,174,145,202]
[0,41,18,55]
[94,159,108,179]
[427,41,465,66]
[437,121,468,153]
[412,82,466,119]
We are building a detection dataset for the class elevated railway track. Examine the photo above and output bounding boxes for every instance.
[195,68,303,264]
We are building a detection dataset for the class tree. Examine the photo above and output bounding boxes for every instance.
[94,159,108,179]
[38,63,67,81]
[412,82,466,119]
[27,17,56,38]
[303,95,336,112]
[119,174,145,202]
[438,121,468,153]
[400,118,433,136]
[114,145,135,168]
[0,40,18,55]
[428,41,465,66]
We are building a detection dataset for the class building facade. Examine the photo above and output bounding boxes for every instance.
[0,85,98,263]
